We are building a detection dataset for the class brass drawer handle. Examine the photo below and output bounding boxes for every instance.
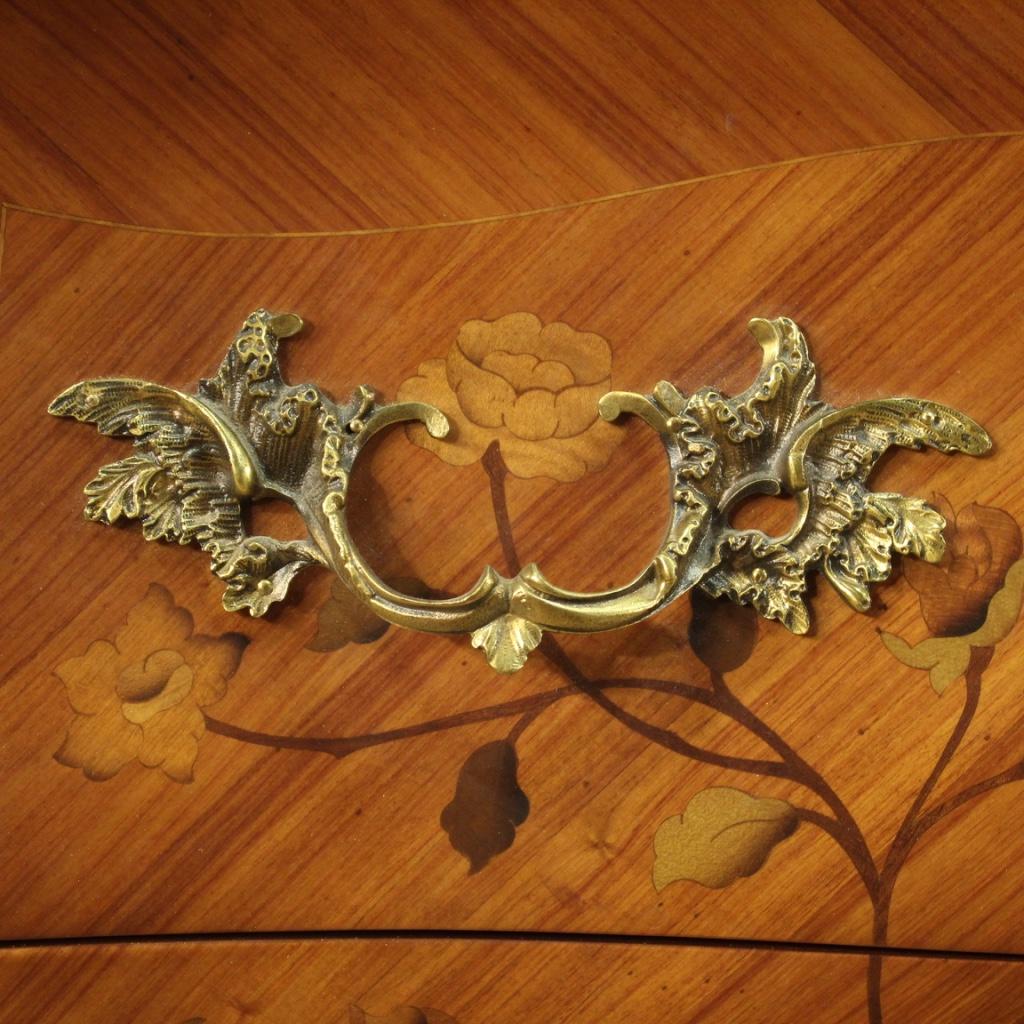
[49,309,990,673]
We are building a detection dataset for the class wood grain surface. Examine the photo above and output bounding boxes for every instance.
[2,936,1024,1024]
[2,3,1023,1022]
[1,0,1023,231]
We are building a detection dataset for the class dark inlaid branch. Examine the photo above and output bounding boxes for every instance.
[204,676,790,778]
[203,687,574,758]
[867,647,991,1023]
[541,637,792,778]
[203,435,1021,1024]
[911,761,1024,842]
[875,648,990,924]
[483,444,872,874]
[482,440,520,576]
[710,670,879,896]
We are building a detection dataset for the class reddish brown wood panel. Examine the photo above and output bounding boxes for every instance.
[2,0,1023,231]
[1,138,1023,994]
[1,938,1023,1024]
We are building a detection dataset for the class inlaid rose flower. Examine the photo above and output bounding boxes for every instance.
[54,584,247,783]
[397,312,620,481]
[903,495,1023,636]
[882,498,1024,693]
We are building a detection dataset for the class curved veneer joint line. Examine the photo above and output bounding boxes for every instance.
[6,131,1023,239]
[49,308,990,673]
[6,929,1024,962]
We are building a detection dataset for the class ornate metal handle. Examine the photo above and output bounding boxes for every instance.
[49,309,991,672]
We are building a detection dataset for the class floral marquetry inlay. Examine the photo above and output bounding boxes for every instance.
[398,312,621,482]
[54,584,247,783]
[48,492,1024,1021]
[883,501,1024,694]
[42,302,1024,1023]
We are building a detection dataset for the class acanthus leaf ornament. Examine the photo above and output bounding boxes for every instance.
[49,309,991,673]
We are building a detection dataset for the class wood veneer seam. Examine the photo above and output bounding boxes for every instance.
[2,131,1021,240]
[1,930,1023,963]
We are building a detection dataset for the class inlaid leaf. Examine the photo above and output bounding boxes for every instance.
[652,787,799,891]
[688,588,758,673]
[441,740,530,873]
[308,577,435,652]
[308,578,389,651]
